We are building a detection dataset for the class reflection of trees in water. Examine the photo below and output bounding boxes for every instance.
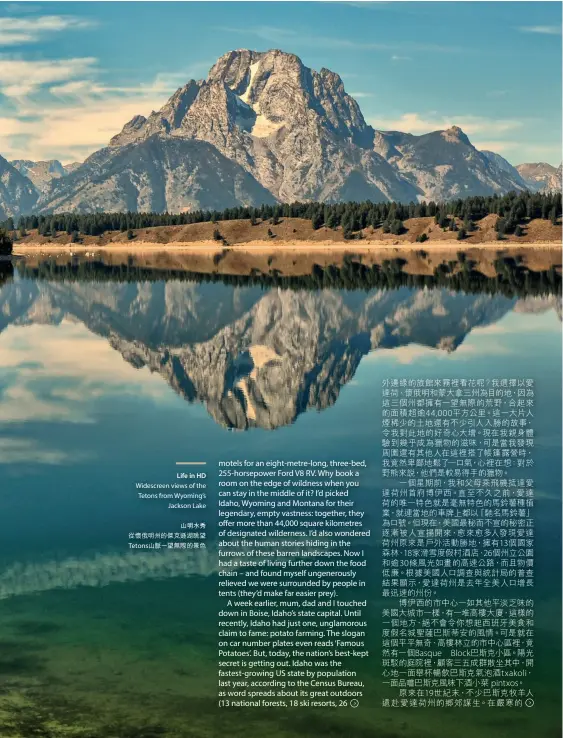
[0,548,216,600]
[0,536,333,599]
[16,256,561,299]
[0,261,13,288]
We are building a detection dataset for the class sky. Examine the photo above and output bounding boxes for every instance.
[0,1,561,166]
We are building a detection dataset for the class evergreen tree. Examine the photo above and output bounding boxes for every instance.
[341,212,353,236]
[311,211,324,230]
[389,219,404,235]
[541,200,550,219]
[326,209,339,229]
[463,216,475,232]
[436,210,448,228]
[342,223,353,239]
[0,228,12,255]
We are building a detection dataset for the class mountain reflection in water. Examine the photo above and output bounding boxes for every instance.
[0,257,560,430]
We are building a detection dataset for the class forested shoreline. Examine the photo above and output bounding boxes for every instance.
[2,190,561,242]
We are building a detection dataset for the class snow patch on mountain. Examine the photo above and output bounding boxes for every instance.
[239,61,260,105]
[251,115,285,138]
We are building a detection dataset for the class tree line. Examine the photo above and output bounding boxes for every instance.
[2,190,561,240]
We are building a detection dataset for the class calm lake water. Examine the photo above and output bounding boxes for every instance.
[0,257,560,738]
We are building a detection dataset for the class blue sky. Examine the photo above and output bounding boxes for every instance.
[0,1,561,165]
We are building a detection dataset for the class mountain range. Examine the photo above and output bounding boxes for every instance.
[0,48,561,220]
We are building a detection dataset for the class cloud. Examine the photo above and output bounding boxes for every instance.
[2,4,44,14]
[518,25,561,35]
[35,101,165,160]
[350,91,373,98]
[1,93,166,162]
[488,141,563,164]
[0,14,96,46]
[0,320,174,426]
[330,2,391,9]
[0,13,212,158]
[48,79,105,98]
[370,112,523,136]
[217,25,463,53]
[366,343,438,364]
[365,332,515,365]
[472,140,514,154]
[391,55,411,61]
[472,314,559,335]
[0,437,74,465]
[0,56,212,161]
[0,57,98,97]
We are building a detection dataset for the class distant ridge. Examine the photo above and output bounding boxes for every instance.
[516,162,562,192]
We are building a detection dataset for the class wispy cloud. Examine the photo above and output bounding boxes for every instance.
[330,1,391,8]
[326,1,435,17]
[0,56,211,161]
[0,93,166,161]
[391,55,411,61]
[0,321,174,428]
[2,4,43,14]
[216,25,464,54]
[0,437,74,465]
[0,57,98,97]
[370,112,523,136]
[507,142,563,163]
[350,91,373,98]
[473,140,514,154]
[517,25,561,35]
[0,14,96,46]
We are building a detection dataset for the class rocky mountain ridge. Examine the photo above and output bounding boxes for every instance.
[516,162,562,192]
[0,154,39,220]
[1,48,560,217]
[10,159,80,194]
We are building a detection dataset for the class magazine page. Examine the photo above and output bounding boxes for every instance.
[0,2,561,738]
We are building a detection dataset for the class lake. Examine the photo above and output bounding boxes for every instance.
[0,255,560,738]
